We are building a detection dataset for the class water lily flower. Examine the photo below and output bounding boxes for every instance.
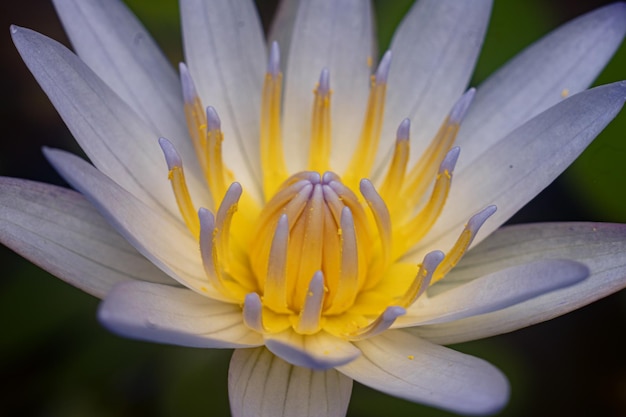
[3,0,626,415]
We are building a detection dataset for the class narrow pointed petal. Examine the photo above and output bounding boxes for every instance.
[377,0,492,172]
[280,0,375,173]
[0,178,174,298]
[99,281,263,348]
[339,330,509,415]
[413,81,626,262]
[229,347,353,417]
[396,259,588,327]
[44,148,229,301]
[414,222,626,345]
[180,0,266,201]
[51,0,200,183]
[10,26,209,215]
[265,330,361,370]
[456,3,626,171]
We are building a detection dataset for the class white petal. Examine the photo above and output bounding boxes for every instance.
[414,222,626,345]
[265,330,361,370]
[280,0,375,173]
[229,347,353,417]
[180,0,266,201]
[44,148,229,301]
[338,330,509,415]
[412,81,626,261]
[376,0,492,172]
[396,259,588,327]
[0,177,174,298]
[52,0,200,181]
[456,3,626,171]
[10,26,208,215]
[99,281,263,348]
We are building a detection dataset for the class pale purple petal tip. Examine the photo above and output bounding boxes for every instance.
[318,68,330,94]
[158,137,181,170]
[206,106,221,131]
[375,50,392,83]
[449,88,476,123]
[439,147,461,173]
[179,62,197,104]
[268,41,280,76]
[396,118,411,141]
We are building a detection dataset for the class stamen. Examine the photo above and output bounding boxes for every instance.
[308,68,332,172]
[260,41,287,200]
[346,306,405,341]
[291,184,325,305]
[159,137,200,236]
[433,205,497,283]
[344,51,392,187]
[215,183,242,273]
[401,89,475,215]
[326,207,359,314]
[264,214,290,313]
[179,62,207,163]
[295,271,326,334]
[379,118,410,201]
[398,250,444,307]
[243,292,265,333]
[360,179,392,271]
[198,207,237,300]
[205,106,230,207]
[399,147,460,253]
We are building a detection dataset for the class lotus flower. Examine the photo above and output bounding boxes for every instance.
[3,0,626,416]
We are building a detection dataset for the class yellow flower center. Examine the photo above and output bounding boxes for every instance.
[160,45,493,340]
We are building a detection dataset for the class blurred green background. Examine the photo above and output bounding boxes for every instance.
[1,0,625,416]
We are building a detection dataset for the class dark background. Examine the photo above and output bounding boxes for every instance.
[1,1,625,416]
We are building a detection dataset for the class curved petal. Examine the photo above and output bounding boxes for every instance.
[413,222,626,344]
[456,3,626,171]
[180,0,266,201]
[265,330,361,370]
[376,0,492,172]
[0,177,175,298]
[280,0,375,173]
[395,259,588,327]
[51,0,199,181]
[44,148,230,301]
[411,81,626,262]
[229,347,353,417]
[10,26,209,216]
[338,330,509,415]
[99,281,263,348]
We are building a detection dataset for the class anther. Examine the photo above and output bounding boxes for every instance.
[243,292,265,333]
[295,271,326,334]
[346,305,405,341]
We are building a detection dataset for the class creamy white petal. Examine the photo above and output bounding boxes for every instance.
[395,259,588,327]
[456,3,626,171]
[280,0,375,173]
[265,330,361,370]
[180,0,266,201]
[411,81,626,261]
[44,148,230,301]
[0,177,175,298]
[414,222,626,344]
[338,330,509,415]
[11,26,209,215]
[99,281,263,348]
[376,0,492,173]
[51,0,200,183]
[229,347,353,417]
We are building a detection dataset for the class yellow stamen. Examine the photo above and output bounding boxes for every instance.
[159,138,200,237]
[308,68,332,172]
[260,42,288,200]
[379,119,410,202]
[343,51,391,187]
[396,147,460,256]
